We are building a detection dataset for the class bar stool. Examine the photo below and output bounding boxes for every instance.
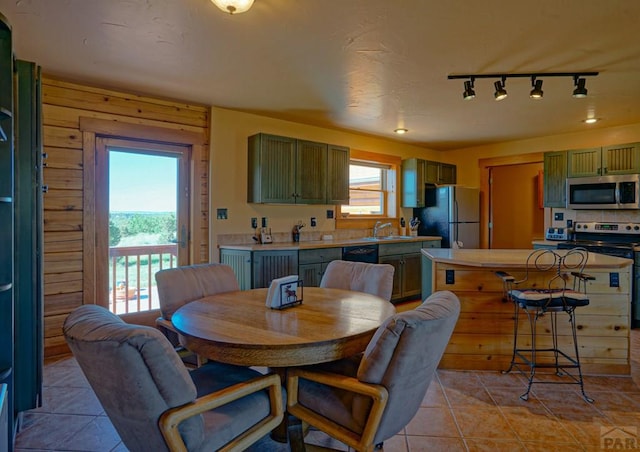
[496,248,594,402]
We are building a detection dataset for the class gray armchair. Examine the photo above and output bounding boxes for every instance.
[319,260,395,301]
[155,263,239,361]
[63,304,283,452]
[286,290,460,452]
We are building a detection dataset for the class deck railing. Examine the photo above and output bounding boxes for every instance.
[108,244,178,314]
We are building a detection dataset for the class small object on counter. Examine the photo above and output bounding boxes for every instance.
[400,217,406,227]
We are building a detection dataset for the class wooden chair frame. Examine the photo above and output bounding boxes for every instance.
[286,368,389,452]
[159,373,284,452]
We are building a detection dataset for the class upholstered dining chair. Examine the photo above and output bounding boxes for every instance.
[286,290,460,452]
[63,304,284,452]
[155,263,240,362]
[319,260,395,301]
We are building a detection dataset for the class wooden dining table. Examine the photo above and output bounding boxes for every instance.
[171,287,396,368]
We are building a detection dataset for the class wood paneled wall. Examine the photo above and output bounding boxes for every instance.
[41,76,210,357]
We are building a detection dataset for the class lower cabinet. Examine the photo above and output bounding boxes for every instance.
[220,249,298,290]
[379,240,440,303]
[298,247,342,287]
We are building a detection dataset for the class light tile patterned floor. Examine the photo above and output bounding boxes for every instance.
[13,324,640,451]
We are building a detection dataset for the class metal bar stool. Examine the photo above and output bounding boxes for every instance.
[496,248,594,403]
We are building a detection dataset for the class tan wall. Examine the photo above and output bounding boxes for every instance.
[42,76,211,357]
[449,123,640,186]
[208,107,448,257]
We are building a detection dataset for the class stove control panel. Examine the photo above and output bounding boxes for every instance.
[574,222,640,234]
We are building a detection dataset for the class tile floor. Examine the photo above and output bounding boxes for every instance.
[12,327,640,451]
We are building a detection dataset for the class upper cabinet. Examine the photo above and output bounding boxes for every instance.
[402,158,457,207]
[247,133,349,204]
[567,143,640,177]
[543,151,567,208]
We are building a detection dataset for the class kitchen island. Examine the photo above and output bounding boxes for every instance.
[422,248,633,375]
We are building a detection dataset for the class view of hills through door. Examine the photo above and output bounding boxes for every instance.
[98,139,191,321]
[489,162,544,249]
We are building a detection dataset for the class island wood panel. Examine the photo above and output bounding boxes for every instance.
[430,259,631,375]
[41,75,211,357]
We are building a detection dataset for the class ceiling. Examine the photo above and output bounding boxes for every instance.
[1,0,640,151]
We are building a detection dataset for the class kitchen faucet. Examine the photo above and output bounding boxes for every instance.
[373,221,392,238]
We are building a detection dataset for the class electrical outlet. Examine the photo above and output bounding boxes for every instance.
[310,217,317,227]
[261,217,267,228]
[554,212,564,221]
[326,209,334,219]
[251,217,257,229]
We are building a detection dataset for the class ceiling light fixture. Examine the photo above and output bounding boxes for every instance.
[462,79,475,100]
[448,71,598,100]
[394,128,409,134]
[494,77,507,101]
[583,118,598,124]
[529,77,544,99]
[211,0,255,14]
[573,76,588,98]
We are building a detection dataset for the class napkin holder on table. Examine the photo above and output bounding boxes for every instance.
[266,275,303,310]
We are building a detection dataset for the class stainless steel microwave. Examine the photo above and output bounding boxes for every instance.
[567,174,640,209]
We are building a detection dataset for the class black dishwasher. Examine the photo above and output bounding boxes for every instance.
[342,244,379,263]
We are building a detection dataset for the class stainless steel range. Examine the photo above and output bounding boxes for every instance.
[556,221,640,327]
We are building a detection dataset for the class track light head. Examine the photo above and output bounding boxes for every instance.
[530,78,544,99]
[494,79,507,101]
[573,76,588,98]
[463,79,476,100]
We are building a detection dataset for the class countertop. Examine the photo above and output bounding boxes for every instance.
[421,248,632,269]
[219,235,442,251]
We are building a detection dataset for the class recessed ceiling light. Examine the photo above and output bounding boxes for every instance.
[583,118,599,124]
[394,128,408,134]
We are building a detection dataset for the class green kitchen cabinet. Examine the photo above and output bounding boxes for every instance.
[326,144,350,204]
[220,248,299,289]
[252,250,299,289]
[402,158,457,207]
[567,143,640,177]
[220,249,252,290]
[379,241,431,302]
[543,151,568,208]
[247,133,349,205]
[298,247,342,287]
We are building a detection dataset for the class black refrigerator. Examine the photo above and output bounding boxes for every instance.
[414,186,480,248]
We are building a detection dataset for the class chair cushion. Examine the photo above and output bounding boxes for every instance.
[319,260,395,301]
[297,290,460,444]
[63,305,279,452]
[509,288,590,309]
[155,263,239,320]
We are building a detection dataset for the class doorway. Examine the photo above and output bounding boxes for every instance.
[95,137,191,323]
[489,162,544,248]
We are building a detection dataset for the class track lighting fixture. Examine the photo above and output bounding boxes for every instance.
[462,79,475,100]
[573,76,588,98]
[529,77,544,99]
[448,71,598,100]
[494,77,507,101]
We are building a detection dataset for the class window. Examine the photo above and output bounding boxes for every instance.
[339,151,399,219]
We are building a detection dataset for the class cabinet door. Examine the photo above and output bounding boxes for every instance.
[253,250,298,288]
[424,160,439,184]
[299,263,323,287]
[543,151,567,208]
[379,255,402,301]
[401,253,422,299]
[567,147,601,177]
[326,144,350,204]
[401,158,425,207]
[220,249,252,290]
[439,163,457,184]
[248,134,296,203]
[602,143,640,175]
[296,140,327,204]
